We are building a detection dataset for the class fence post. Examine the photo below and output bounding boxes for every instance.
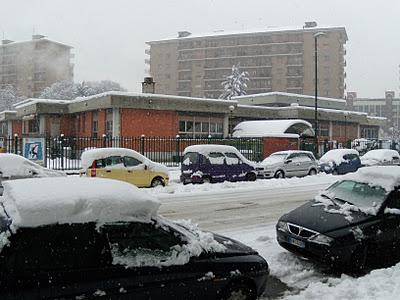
[14,134,18,155]
[140,134,145,155]
[60,134,64,170]
[102,134,107,148]
[175,134,180,164]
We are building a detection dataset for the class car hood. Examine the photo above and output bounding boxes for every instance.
[360,158,379,166]
[213,234,257,256]
[279,200,373,234]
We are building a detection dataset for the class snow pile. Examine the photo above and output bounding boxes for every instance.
[111,218,225,268]
[344,166,400,192]
[285,263,400,300]
[319,149,359,165]
[0,153,65,178]
[361,149,399,166]
[232,119,313,138]
[80,147,168,174]
[2,177,160,228]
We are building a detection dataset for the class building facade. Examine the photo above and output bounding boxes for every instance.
[0,35,74,98]
[347,91,399,138]
[146,23,347,99]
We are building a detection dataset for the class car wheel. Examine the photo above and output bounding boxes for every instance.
[349,245,368,275]
[332,169,338,175]
[274,170,285,179]
[202,176,212,184]
[220,282,255,300]
[308,168,317,176]
[245,172,256,182]
[151,177,165,187]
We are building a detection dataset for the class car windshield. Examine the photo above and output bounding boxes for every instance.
[262,153,287,164]
[327,180,387,208]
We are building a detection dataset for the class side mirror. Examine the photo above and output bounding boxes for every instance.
[285,159,292,164]
[144,164,148,170]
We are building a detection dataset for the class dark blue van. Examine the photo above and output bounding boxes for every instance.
[180,145,258,184]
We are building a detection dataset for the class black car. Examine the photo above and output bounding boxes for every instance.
[0,177,268,300]
[276,166,400,272]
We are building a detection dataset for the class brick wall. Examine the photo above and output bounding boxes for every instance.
[262,137,299,158]
[12,120,22,136]
[120,108,179,137]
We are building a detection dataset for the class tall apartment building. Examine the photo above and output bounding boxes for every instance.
[146,22,347,99]
[0,35,74,98]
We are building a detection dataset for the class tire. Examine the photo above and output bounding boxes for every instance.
[245,172,257,182]
[348,245,368,275]
[151,177,165,187]
[308,168,317,176]
[274,170,285,179]
[220,282,255,300]
[202,176,211,184]
[332,169,338,175]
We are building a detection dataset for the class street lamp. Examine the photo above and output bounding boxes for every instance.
[228,105,235,137]
[313,31,325,157]
[344,111,349,148]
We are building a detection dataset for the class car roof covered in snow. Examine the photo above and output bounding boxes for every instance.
[1,177,160,228]
[271,150,315,156]
[361,149,400,161]
[0,153,65,178]
[319,149,359,165]
[343,166,400,192]
[81,148,148,170]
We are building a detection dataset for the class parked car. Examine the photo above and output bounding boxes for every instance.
[360,149,400,167]
[319,149,361,175]
[181,144,258,184]
[256,150,318,179]
[276,166,400,272]
[0,177,269,299]
[80,147,169,187]
[0,153,65,195]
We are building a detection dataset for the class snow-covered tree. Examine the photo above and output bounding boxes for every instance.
[219,65,250,100]
[39,80,126,100]
[0,85,25,111]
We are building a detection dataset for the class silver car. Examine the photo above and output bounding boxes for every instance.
[257,150,318,179]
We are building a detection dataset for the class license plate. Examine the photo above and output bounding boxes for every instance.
[288,237,305,248]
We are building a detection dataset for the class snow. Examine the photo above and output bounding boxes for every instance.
[2,177,160,228]
[343,166,400,192]
[80,147,169,174]
[361,149,400,166]
[234,91,347,104]
[0,153,65,178]
[319,149,359,165]
[219,65,249,100]
[232,119,313,138]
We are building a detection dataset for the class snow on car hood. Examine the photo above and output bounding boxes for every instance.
[2,177,160,229]
[0,153,65,178]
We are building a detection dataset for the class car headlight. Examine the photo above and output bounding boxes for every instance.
[308,234,333,246]
[277,221,288,232]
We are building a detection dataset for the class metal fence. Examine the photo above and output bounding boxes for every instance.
[1,136,263,170]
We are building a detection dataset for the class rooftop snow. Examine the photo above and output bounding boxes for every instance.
[361,149,400,162]
[234,91,346,104]
[319,149,359,165]
[343,166,400,192]
[2,177,160,228]
[147,25,347,43]
[232,119,313,138]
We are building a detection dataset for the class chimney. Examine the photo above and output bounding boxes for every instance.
[178,31,191,38]
[32,34,46,40]
[142,77,155,94]
[2,39,14,45]
[303,21,318,28]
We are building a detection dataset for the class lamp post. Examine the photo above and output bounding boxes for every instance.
[314,31,325,157]
[344,112,349,148]
[228,105,235,137]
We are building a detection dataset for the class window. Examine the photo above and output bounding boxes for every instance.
[106,109,113,137]
[92,111,98,138]
[225,152,241,165]
[124,156,142,167]
[6,224,110,271]
[208,152,225,165]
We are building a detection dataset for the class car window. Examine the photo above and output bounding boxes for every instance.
[224,152,240,165]
[208,152,225,165]
[124,156,142,167]
[104,156,124,167]
[387,192,400,209]
[182,152,198,165]
[5,223,110,271]
[292,154,311,163]
[103,222,183,267]
[343,154,359,161]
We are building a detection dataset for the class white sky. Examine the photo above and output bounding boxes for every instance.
[1,0,399,98]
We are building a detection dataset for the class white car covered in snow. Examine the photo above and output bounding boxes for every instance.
[0,153,65,195]
[360,149,400,167]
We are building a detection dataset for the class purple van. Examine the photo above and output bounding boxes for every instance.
[180,144,258,184]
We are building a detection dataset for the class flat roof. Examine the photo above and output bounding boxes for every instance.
[234,91,346,103]
[0,38,73,49]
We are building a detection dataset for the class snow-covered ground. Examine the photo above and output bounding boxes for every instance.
[150,169,400,300]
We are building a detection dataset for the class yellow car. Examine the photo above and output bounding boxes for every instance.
[80,148,169,187]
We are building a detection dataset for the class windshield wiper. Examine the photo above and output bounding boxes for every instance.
[334,197,354,206]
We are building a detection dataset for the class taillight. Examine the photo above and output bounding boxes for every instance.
[90,161,96,177]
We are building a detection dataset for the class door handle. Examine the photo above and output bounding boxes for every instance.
[128,170,132,173]
[106,170,111,173]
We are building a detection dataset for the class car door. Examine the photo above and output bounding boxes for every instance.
[207,152,227,182]
[123,156,150,187]
[284,153,300,177]
[102,222,218,299]
[96,156,127,182]
[294,153,313,176]
[224,152,243,181]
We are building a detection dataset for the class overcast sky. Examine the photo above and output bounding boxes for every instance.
[1,0,399,98]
